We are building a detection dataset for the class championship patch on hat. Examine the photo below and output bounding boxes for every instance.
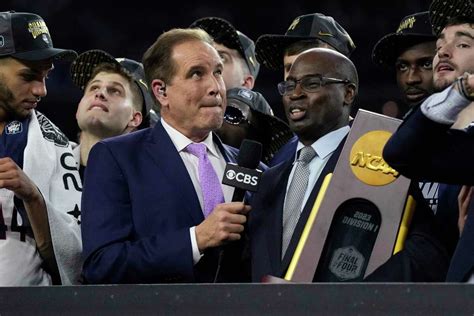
[0,11,77,61]
[190,17,260,78]
[256,13,355,70]
[70,50,154,125]
[372,12,436,69]
[429,0,473,35]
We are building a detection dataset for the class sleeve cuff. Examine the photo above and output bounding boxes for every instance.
[421,84,471,124]
[190,226,203,265]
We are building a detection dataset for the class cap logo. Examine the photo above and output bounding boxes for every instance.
[0,36,4,47]
[318,31,334,37]
[237,89,253,100]
[288,17,300,31]
[396,16,416,33]
[28,20,50,39]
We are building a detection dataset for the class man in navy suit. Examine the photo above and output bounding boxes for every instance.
[384,0,474,282]
[249,47,449,282]
[81,28,251,283]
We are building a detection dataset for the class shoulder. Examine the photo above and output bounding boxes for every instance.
[34,111,70,148]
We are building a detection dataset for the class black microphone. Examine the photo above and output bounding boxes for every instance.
[214,139,262,283]
[222,139,263,202]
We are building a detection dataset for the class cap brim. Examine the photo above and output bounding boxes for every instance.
[372,33,436,68]
[252,111,294,163]
[70,50,119,89]
[256,34,330,70]
[12,47,77,62]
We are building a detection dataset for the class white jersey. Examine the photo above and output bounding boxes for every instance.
[0,189,51,285]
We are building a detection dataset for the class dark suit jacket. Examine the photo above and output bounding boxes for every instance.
[81,122,247,284]
[267,135,297,167]
[250,132,449,282]
[384,108,473,282]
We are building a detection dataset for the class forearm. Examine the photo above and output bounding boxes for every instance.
[23,190,59,278]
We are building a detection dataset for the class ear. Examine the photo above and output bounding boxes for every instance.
[242,75,255,90]
[343,83,357,106]
[127,110,143,129]
[151,79,168,106]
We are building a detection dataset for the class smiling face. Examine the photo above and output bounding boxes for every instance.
[433,22,474,91]
[282,49,356,145]
[76,71,141,138]
[395,41,436,107]
[0,57,52,122]
[155,40,226,142]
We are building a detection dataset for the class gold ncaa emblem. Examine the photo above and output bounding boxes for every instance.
[349,130,399,186]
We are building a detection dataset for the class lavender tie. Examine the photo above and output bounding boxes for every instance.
[186,143,225,217]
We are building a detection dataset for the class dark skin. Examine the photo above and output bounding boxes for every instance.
[282,48,357,145]
[395,41,436,107]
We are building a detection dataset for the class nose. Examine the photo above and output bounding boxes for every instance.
[208,74,223,97]
[31,79,47,98]
[288,82,305,99]
[406,67,422,85]
[94,86,107,100]
[437,42,452,59]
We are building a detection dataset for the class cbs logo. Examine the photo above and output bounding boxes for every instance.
[226,170,258,186]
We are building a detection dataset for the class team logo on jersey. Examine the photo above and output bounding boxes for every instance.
[5,121,23,135]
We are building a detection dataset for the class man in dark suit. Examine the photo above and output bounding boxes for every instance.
[249,47,449,282]
[81,28,251,284]
[383,0,474,282]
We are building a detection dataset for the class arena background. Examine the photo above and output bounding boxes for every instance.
[1,0,433,141]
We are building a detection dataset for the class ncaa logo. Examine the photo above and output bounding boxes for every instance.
[226,169,237,180]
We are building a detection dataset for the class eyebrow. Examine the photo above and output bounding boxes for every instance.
[439,30,474,41]
[87,80,125,89]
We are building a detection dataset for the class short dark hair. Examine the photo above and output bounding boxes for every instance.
[142,28,214,86]
[88,62,143,113]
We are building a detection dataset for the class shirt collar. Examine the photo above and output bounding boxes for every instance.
[295,125,350,161]
[161,118,220,158]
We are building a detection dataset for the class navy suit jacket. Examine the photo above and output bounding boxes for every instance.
[384,108,474,282]
[268,135,298,167]
[81,122,247,284]
[250,132,449,282]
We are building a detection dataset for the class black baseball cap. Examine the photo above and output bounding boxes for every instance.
[256,13,356,70]
[429,0,473,35]
[190,17,260,78]
[70,50,154,125]
[226,87,294,162]
[0,11,77,61]
[372,12,436,69]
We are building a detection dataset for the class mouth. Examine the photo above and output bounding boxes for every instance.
[287,105,307,121]
[88,103,109,112]
[22,100,38,110]
[436,62,455,75]
[404,88,427,101]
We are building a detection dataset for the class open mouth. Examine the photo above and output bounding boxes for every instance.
[288,106,306,121]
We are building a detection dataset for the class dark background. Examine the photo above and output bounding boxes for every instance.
[2,0,433,141]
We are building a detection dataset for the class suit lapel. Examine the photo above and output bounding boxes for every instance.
[264,160,294,274]
[144,122,204,224]
[280,137,346,275]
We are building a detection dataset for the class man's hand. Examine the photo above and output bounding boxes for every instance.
[0,157,42,203]
[195,202,251,252]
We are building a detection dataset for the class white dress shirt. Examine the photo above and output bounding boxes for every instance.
[161,119,234,264]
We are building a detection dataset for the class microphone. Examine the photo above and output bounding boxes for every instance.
[214,139,262,283]
[222,139,263,202]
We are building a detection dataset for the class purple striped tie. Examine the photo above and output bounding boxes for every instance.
[186,143,225,217]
